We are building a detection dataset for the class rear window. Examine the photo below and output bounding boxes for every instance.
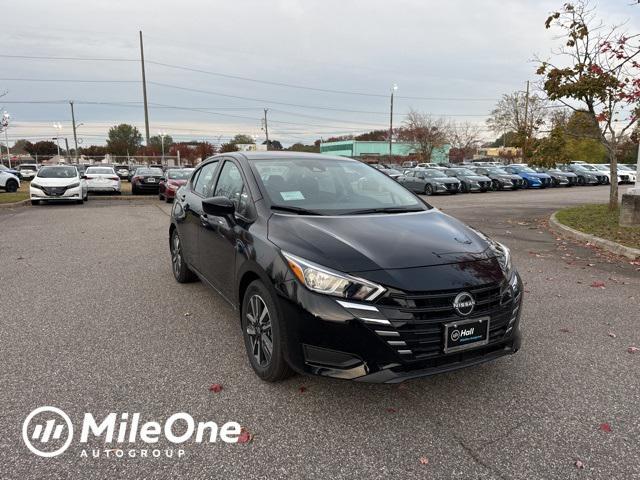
[136,168,163,176]
[19,165,37,171]
[167,169,194,180]
[85,167,115,175]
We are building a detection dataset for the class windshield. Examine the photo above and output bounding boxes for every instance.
[487,168,508,174]
[36,166,77,178]
[448,168,475,175]
[168,169,194,180]
[512,166,535,173]
[251,158,426,215]
[19,165,37,171]
[424,169,447,178]
[85,167,115,175]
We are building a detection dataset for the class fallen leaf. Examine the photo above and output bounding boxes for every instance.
[587,263,595,267]
[628,346,639,354]
[608,332,617,338]
[184,312,192,317]
[590,281,606,288]
[385,407,397,413]
[599,423,612,433]
[298,386,307,393]
[209,383,223,393]
[575,460,585,469]
[559,327,572,333]
[237,427,252,444]
[419,457,429,465]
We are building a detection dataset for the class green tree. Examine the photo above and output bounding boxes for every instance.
[24,140,59,157]
[231,134,254,145]
[106,124,142,156]
[537,0,640,209]
[148,134,174,152]
[219,142,239,153]
[80,145,108,157]
[286,143,319,153]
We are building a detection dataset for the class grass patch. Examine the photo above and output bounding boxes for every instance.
[556,203,640,250]
[0,183,29,204]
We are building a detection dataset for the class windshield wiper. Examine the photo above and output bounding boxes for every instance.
[340,207,425,215]
[271,205,323,215]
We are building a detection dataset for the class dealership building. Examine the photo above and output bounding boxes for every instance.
[319,140,451,163]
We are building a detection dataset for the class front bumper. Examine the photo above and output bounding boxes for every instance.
[276,272,523,383]
[30,185,82,200]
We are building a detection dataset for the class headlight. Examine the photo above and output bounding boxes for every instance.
[30,182,43,190]
[492,242,512,277]
[67,182,80,189]
[282,252,385,301]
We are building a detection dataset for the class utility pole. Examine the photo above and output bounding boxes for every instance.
[1,111,10,168]
[522,80,530,163]
[263,108,270,150]
[139,30,150,145]
[389,84,397,160]
[64,138,70,161]
[70,101,79,161]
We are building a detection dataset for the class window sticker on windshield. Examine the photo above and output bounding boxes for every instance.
[280,191,305,201]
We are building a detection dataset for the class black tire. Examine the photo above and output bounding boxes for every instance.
[5,180,18,193]
[76,199,84,204]
[491,180,500,191]
[132,186,138,195]
[165,195,172,203]
[578,176,586,186]
[241,280,293,382]
[30,199,39,206]
[424,184,434,196]
[159,193,164,201]
[460,182,469,193]
[84,192,89,201]
[170,229,197,283]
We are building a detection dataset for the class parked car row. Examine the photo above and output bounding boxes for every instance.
[378,161,638,196]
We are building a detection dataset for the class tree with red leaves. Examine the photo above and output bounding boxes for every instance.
[537,0,640,211]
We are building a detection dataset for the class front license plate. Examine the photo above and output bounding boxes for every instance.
[147,178,156,183]
[444,316,490,353]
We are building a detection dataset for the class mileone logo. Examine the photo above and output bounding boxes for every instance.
[22,406,242,458]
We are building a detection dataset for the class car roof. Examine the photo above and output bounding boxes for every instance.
[227,151,356,163]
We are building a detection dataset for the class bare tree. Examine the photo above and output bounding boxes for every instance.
[397,110,451,162]
[449,121,482,159]
[486,91,548,159]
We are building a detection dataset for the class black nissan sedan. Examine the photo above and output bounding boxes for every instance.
[169,152,523,383]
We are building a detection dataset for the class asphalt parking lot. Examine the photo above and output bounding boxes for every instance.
[1,185,638,479]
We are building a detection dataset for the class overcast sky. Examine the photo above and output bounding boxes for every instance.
[1,0,638,147]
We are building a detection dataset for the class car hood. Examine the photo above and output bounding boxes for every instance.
[268,209,493,272]
[168,179,188,186]
[32,177,79,186]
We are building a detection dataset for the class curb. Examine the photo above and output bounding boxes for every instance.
[549,211,640,260]
[0,199,30,209]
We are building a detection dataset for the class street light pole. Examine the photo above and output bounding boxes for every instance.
[158,131,166,164]
[389,84,397,161]
[70,101,79,161]
[631,140,640,195]
[53,123,62,159]
[1,111,10,168]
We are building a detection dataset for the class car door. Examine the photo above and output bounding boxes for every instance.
[198,159,253,302]
[415,171,427,192]
[177,159,220,268]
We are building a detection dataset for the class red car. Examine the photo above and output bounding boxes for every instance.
[158,168,194,202]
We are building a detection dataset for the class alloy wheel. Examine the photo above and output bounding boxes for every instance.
[245,295,273,367]
[171,232,182,277]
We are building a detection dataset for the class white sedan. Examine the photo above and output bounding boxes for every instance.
[30,165,87,205]
[85,166,121,194]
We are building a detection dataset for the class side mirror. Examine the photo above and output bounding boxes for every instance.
[202,196,235,216]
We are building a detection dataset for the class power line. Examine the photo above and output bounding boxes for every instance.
[0,54,499,101]
[0,54,137,62]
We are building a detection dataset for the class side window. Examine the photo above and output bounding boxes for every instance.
[193,161,219,197]
[214,161,249,216]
